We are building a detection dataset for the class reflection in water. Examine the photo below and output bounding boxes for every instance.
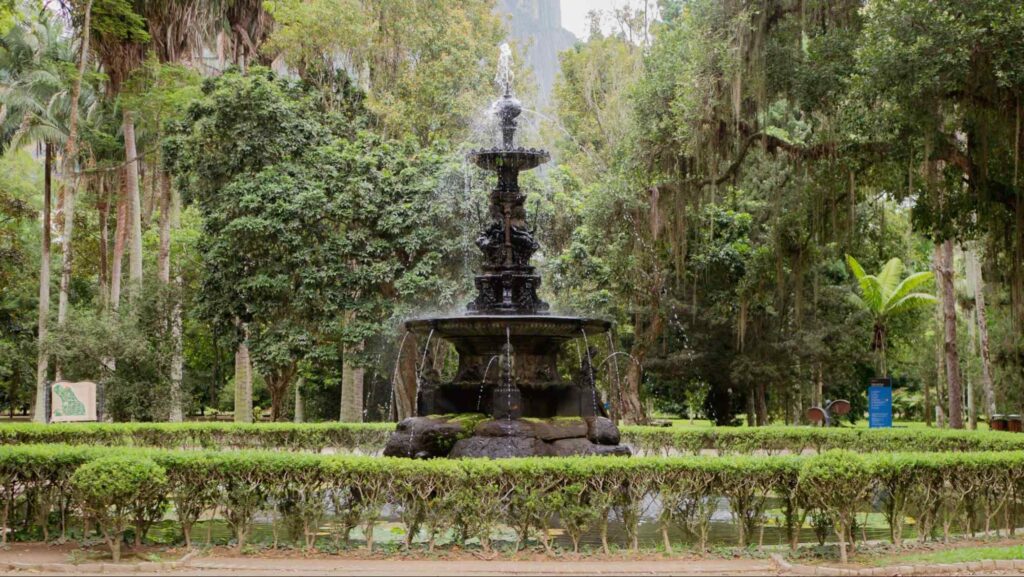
[148,494,916,551]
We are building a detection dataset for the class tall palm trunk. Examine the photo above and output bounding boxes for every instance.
[54,171,76,383]
[293,376,304,423]
[124,111,143,292]
[932,244,946,427]
[110,180,128,310]
[340,344,365,422]
[157,172,171,284]
[157,171,184,421]
[234,334,253,423]
[938,240,963,429]
[55,0,92,381]
[33,144,54,423]
[967,247,997,417]
[169,292,183,421]
[97,180,110,308]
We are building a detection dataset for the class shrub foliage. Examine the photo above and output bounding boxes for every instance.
[3,444,1024,556]
[3,422,1024,455]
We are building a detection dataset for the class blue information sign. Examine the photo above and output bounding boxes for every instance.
[868,380,893,428]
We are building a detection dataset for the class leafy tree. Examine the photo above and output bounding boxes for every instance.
[0,151,40,417]
[0,8,79,422]
[264,0,507,144]
[89,0,150,308]
[168,69,460,421]
[47,285,176,421]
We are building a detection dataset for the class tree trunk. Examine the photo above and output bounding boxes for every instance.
[293,376,304,423]
[234,336,253,423]
[169,282,184,421]
[110,179,128,311]
[968,247,997,418]
[392,329,417,420]
[815,363,824,412]
[792,380,802,426]
[340,345,364,422]
[97,179,110,309]
[32,144,53,424]
[938,240,963,429]
[923,360,933,427]
[157,172,171,284]
[755,381,768,426]
[621,358,647,425]
[622,309,659,425]
[123,111,143,292]
[156,171,184,422]
[266,363,295,422]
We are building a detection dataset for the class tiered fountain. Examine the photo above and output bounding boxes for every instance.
[383,47,629,459]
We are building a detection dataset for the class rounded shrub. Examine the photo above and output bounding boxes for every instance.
[798,450,873,563]
[70,456,168,561]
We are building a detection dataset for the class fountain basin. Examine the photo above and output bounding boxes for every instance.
[405,315,611,418]
[406,315,610,340]
[467,148,550,171]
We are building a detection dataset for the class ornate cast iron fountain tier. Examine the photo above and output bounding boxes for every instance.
[384,56,629,459]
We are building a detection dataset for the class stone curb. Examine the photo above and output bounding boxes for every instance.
[770,552,1022,576]
[1,548,199,574]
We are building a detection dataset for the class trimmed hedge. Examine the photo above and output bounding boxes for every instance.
[2,422,1024,455]
[1,444,1022,556]
[622,426,1024,455]
[0,422,395,452]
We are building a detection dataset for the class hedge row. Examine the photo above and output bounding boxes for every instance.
[3,422,1024,455]
[0,422,395,452]
[2,445,1022,560]
[621,426,1024,455]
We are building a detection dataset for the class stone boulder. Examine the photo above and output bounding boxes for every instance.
[386,415,630,459]
[449,436,549,458]
[474,419,536,438]
[533,418,588,441]
[586,416,621,445]
[383,416,470,458]
[547,438,631,457]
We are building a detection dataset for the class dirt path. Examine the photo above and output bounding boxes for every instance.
[0,544,778,576]
[177,556,778,576]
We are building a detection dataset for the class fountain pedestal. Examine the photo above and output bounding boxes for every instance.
[491,388,522,420]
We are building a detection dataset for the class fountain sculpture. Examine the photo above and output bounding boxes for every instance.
[383,46,630,459]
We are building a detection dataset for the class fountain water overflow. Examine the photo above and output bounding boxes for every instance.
[384,46,630,458]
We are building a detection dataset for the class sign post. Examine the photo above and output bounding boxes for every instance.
[868,377,893,428]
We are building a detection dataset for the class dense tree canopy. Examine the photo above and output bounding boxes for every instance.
[0,0,1021,428]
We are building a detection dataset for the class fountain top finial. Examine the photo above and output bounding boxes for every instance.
[466,44,548,170]
[493,43,522,149]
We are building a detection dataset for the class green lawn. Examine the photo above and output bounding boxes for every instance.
[652,415,992,431]
[864,544,1024,567]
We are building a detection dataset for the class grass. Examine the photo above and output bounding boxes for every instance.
[864,544,1024,567]
[652,415,993,431]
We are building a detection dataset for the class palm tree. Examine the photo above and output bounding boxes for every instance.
[88,0,149,309]
[846,255,937,377]
[0,10,78,422]
[134,0,221,422]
